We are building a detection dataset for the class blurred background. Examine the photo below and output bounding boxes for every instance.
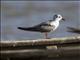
[1,1,80,41]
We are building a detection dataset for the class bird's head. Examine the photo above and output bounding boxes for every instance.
[53,14,65,21]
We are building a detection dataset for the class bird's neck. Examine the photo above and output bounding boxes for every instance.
[50,19,59,26]
[55,18,61,22]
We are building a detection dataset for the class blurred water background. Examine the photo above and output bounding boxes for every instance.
[1,1,80,41]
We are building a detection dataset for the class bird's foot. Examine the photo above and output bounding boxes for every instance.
[45,37,51,39]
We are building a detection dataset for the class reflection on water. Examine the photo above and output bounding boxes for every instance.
[1,1,80,40]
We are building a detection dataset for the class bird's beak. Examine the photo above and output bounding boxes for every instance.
[62,18,65,21]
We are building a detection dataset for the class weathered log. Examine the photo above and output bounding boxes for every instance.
[0,36,80,59]
[0,36,80,48]
[1,46,80,58]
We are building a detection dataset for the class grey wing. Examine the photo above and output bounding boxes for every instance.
[41,24,55,32]
[34,21,50,27]
[33,21,54,32]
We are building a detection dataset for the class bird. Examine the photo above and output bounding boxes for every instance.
[67,27,80,34]
[18,14,65,39]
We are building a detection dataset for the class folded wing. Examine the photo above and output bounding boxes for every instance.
[18,21,54,32]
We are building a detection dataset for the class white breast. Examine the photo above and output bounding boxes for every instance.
[50,21,59,31]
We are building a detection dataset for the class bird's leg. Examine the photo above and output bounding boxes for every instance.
[44,32,51,39]
[45,32,48,39]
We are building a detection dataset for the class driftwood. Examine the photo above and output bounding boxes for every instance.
[1,46,80,58]
[0,36,80,48]
[0,36,80,59]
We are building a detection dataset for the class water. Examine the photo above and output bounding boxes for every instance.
[1,1,80,40]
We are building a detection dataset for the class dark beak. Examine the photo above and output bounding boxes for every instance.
[62,18,65,21]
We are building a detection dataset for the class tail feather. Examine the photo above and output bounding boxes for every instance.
[18,27,32,30]
[17,27,40,32]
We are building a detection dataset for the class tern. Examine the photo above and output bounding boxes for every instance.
[67,27,80,34]
[18,14,65,39]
